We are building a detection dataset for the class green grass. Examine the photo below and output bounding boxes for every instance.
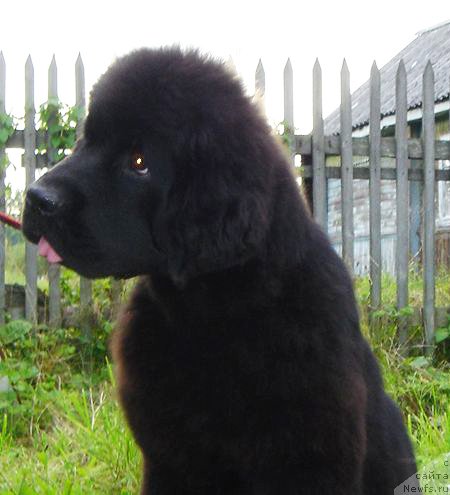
[355,270,450,469]
[0,270,449,492]
[355,268,450,308]
[373,342,450,469]
[0,382,140,494]
[5,241,48,292]
[2,341,449,493]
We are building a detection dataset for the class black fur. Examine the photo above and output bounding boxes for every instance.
[22,48,417,494]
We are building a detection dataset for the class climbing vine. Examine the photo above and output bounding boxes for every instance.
[0,112,16,169]
[0,112,15,147]
[38,99,82,163]
[276,120,295,150]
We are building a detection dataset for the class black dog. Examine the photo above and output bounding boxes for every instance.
[23,48,417,494]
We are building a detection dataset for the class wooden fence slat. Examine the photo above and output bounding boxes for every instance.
[340,59,354,273]
[75,53,85,122]
[395,60,409,347]
[312,59,327,228]
[293,135,450,161]
[48,55,61,328]
[422,61,436,353]
[254,59,265,113]
[369,61,382,312]
[299,165,450,181]
[284,59,294,129]
[75,54,93,332]
[0,52,6,325]
[24,56,38,323]
[5,131,450,162]
[255,59,265,97]
[284,58,294,163]
[409,123,422,261]
[48,55,58,103]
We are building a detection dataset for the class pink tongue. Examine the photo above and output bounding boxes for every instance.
[38,237,63,264]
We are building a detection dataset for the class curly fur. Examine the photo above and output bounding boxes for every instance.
[23,48,417,494]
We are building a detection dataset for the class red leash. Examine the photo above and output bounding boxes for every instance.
[0,211,22,230]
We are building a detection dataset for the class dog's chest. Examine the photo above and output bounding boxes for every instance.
[116,306,305,439]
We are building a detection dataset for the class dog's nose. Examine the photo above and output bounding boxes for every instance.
[26,185,62,216]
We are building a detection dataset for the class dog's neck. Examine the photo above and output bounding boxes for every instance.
[144,260,279,322]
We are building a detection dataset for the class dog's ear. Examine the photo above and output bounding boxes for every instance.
[165,143,272,285]
[160,100,279,285]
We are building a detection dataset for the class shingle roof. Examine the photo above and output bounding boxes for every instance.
[324,20,450,135]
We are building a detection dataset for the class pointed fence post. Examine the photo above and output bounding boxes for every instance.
[369,61,382,317]
[422,61,435,355]
[76,54,93,336]
[395,60,409,348]
[255,59,265,113]
[312,59,327,229]
[25,56,38,323]
[340,59,354,274]
[48,55,61,328]
[0,53,6,325]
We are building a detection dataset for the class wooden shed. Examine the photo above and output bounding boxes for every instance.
[324,21,450,274]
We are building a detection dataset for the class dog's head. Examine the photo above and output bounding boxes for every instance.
[22,48,285,282]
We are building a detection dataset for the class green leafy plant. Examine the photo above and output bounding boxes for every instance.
[38,100,82,164]
[0,112,16,170]
[0,112,15,147]
[435,316,450,344]
[275,120,295,150]
[435,327,450,344]
[0,320,81,438]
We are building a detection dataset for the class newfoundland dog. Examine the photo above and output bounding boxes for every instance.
[22,48,417,494]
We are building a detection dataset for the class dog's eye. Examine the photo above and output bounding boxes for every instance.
[131,152,148,175]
